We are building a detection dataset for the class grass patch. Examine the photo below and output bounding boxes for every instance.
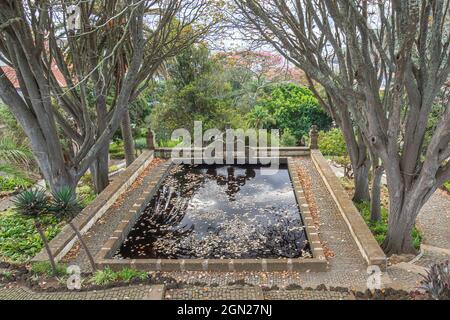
[354,201,422,250]
[31,261,68,277]
[90,267,148,286]
[0,209,63,263]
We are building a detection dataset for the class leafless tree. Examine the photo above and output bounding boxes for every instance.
[235,0,450,254]
[0,0,219,193]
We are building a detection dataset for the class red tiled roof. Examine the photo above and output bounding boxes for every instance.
[1,63,67,89]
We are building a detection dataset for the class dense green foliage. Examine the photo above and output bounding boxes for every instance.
[151,44,246,142]
[280,129,297,147]
[250,83,332,141]
[0,209,61,262]
[318,128,348,156]
[109,141,125,160]
[443,181,450,193]
[355,201,422,250]
[0,176,33,192]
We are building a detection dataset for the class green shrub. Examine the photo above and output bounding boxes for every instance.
[90,267,148,285]
[0,209,62,262]
[115,267,148,283]
[355,201,422,250]
[444,181,450,193]
[0,176,33,192]
[31,261,67,277]
[318,128,348,157]
[134,138,147,151]
[109,141,125,159]
[280,129,297,147]
[252,83,332,141]
[91,267,117,285]
[77,185,96,208]
[158,139,182,148]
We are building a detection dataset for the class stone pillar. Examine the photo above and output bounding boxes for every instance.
[146,129,156,150]
[309,125,319,150]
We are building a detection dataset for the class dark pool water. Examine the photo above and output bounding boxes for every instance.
[115,164,310,260]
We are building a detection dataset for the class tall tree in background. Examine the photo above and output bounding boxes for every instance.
[0,0,218,193]
[236,0,450,254]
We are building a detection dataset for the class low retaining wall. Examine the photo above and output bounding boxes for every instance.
[310,150,387,270]
[32,150,155,263]
[155,147,311,159]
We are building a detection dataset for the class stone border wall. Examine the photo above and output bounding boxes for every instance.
[155,147,311,159]
[310,150,387,270]
[96,157,328,272]
[32,150,155,263]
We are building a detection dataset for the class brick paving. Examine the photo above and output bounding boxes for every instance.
[0,284,157,300]
[166,286,264,300]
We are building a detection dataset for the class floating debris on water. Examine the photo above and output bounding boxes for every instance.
[115,164,311,260]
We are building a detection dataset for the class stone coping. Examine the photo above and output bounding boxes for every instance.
[96,157,328,272]
[32,150,155,263]
[310,150,387,270]
[155,147,310,158]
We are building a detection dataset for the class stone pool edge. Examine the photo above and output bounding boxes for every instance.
[310,150,387,271]
[95,155,329,273]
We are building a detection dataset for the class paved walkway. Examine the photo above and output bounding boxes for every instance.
[0,283,354,300]
[0,284,164,300]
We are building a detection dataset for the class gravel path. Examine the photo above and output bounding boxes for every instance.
[417,190,450,251]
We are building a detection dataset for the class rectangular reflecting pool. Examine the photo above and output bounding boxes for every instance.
[114,163,311,260]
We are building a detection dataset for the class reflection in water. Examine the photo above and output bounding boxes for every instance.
[115,164,311,260]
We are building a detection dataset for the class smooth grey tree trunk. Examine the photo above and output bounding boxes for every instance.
[352,160,371,203]
[121,109,136,167]
[90,148,109,194]
[371,165,384,222]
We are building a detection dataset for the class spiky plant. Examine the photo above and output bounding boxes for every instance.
[12,189,58,275]
[421,261,450,300]
[49,187,96,271]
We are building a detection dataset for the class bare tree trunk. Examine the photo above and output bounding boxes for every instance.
[382,205,418,255]
[34,221,58,275]
[382,173,428,255]
[352,159,371,203]
[90,148,109,194]
[121,110,136,167]
[68,221,97,272]
[371,165,384,222]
